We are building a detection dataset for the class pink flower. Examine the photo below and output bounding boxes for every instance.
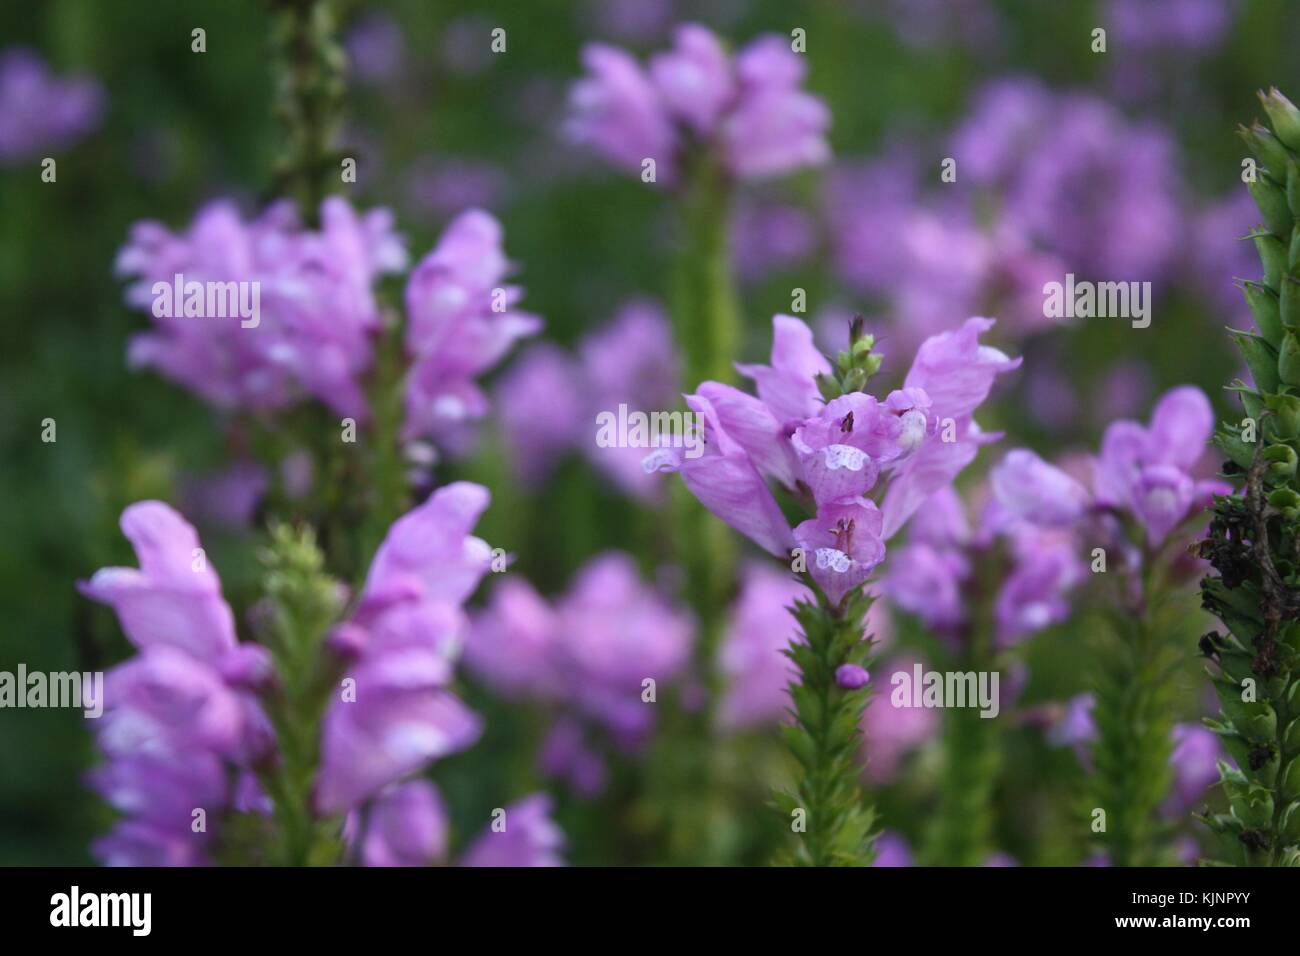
[794,500,887,606]
[403,210,541,444]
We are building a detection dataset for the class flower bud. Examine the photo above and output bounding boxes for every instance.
[1264,443,1298,479]
[1281,276,1300,330]
[1259,88,1300,153]
[1268,487,1300,519]
[1289,160,1300,218]
[1284,755,1300,801]
[1249,175,1293,238]
[1285,715,1300,753]
[1244,282,1283,345]
[834,663,870,690]
[1282,800,1300,842]
[1241,121,1292,176]
[1255,232,1287,289]
[1280,330,1300,386]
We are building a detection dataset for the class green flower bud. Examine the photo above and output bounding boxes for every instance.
[1249,175,1294,238]
[1260,88,1300,153]
[1245,281,1283,344]
[1264,443,1299,479]
[1281,331,1300,386]
[840,367,867,394]
[1269,487,1300,519]
[1285,716,1300,753]
[1229,781,1275,829]
[1281,275,1300,331]
[1256,232,1287,289]
[1284,759,1300,806]
[1265,392,1300,439]
[816,373,842,403]
[1282,801,1300,842]
[1233,330,1281,393]
[1285,756,1300,801]
[1241,121,1293,177]
[1289,160,1300,218]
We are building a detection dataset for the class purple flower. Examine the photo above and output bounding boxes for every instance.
[0,48,103,162]
[1093,386,1221,545]
[354,780,449,867]
[736,314,831,425]
[92,821,211,868]
[1108,0,1234,53]
[403,210,541,444]
[80,502,272,866]
[77,502,239,665]
[717,564,809,730]
[567,25,830,183]
[990,449,1090,528]
[118,198,406,418]
[495,344,586,486]
[316,483,495,815]
[646,389,796,557]
[1166,723,1223,815]
[460,794,565,867]
[344,13,406,86]
[872,830,915,867]
[348,783,565,867]
[718,36,831,179]
[835,664,870,689]
[580,299,681,500]
[552,553,694,746]
[648,24,734,135]
[995,529,1085,646]
[465,577,560,697]
[565,44,677,180]
[794,500,887,606]
[881,541,970,635]
[538,718,608,797]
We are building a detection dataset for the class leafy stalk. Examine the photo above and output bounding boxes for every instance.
[269,0,346,225]
[256,523,346,866]
[924,545,1002,866]
[774,585,878,866]
[1090,596,1178,866]
[1197,88,1300,866]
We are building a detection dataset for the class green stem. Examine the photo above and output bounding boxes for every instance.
[269,0,346,224]
[668,156,741,697]
[358,310,409,571]
[1091,571,1177,867]
[776,585,878,866]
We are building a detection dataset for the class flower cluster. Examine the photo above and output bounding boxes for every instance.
[991,386,1227,555]
[117,202,537,447]
[402,210,542,447]
[0,47,103,163]
[495,299,680,499]
[882,484,1084,648]
[315,483,493,815]
[649,314,1017,603]
[79,503,274,865]
[565,23,830,184]
[466,552,694,794]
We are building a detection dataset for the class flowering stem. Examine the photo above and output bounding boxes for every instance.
[358,307,409,569]
[1196,89,1300,866]
[269,0,346,225]
[925,553,1001,865]
[256,524,345,866]
[774,583,878,866]
[668,156,740,684]
[1090,570,1177,867]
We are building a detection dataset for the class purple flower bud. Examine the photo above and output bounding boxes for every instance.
[835,663,870,689]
